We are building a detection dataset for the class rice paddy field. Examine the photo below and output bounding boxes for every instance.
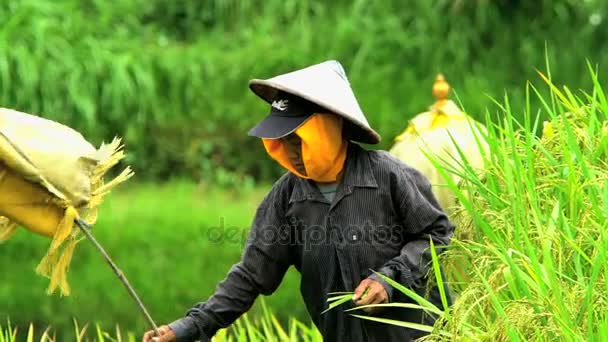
[3,72,607,341]
[2,0,608,341]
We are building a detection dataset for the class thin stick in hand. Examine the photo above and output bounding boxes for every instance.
[75,219,160,336]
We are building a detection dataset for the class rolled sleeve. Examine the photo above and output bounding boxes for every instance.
[368,270,396,302]
[168,316,206,342]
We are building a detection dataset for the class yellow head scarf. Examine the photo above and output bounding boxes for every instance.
[262,113,347,182]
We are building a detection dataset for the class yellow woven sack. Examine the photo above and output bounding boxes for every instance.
[0,108,133,295]
[389,75,488,214]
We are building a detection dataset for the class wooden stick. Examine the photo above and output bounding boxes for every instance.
[75,219,159,336]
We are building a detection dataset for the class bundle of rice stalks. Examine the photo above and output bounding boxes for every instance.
[389,74,488,217]
[0,108,132,296]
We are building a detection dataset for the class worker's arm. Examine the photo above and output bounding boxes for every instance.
[167,184,292,341]
[370,164,454,301]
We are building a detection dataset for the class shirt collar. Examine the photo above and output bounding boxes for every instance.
[289,143,378,203]
[341,143,378,189]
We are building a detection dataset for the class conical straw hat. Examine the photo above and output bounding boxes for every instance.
[249,60,380,144]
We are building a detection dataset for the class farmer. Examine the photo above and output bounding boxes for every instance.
[143,61,453,342]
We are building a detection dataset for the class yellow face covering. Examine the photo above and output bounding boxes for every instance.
[262,113,347,183]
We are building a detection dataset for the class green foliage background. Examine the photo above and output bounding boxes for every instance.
[1,0,607,181]
[1,0,608,339]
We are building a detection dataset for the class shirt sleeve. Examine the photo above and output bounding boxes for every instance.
[374,164,454,299]
[169,182,293,341]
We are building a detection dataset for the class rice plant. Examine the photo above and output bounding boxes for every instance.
[419,65,608,340]
[0,303,321,342]
[318,65,608,341]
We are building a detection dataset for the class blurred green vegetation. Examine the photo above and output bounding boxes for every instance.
[0,0,607,181]
[0,181,308,338]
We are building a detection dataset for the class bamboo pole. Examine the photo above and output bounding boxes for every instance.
[75,219,159,336]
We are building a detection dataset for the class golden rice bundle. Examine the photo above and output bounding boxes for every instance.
[389,75,488,215]
[0,108,133,296]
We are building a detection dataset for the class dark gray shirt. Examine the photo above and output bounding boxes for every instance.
[169,143,454,341]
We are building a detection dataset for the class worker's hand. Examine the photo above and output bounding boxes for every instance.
[353,278,388,314]
[142,325,176,342]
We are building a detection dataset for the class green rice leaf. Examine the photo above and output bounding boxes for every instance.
[322,294,353,314]
[26,324,33,342]
[429,238,450,314]
[371,272,443,315]
[344,302,431,312]
[349,314,441,335]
